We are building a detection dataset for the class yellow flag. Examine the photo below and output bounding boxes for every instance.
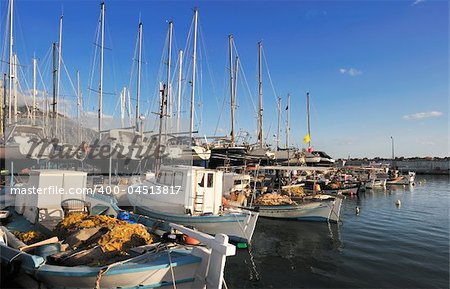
[303,134,310,144]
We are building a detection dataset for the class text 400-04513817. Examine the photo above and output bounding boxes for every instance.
[127,185,181,195]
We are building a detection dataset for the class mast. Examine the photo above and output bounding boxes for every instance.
[8,0,13,124]
[156,83,166,175]
[13,54,17,123]
[285,93,290,149]
[176,50,183,133]
[52,42,57,137]
[98,1,105,133]
[166,21,173,132]
[127,88,132,127]
[76,70,81,143]
[32,58,37,124]
[228,35,234,146]
[306,92,311,148]
[57,14,63,135]
[233,55,239,142]
[276,96,281,150]
[189,8,198,138]
[1,74,5,137]
[135,21,142,131]
[257,41,263,148]
[120,87,126,125]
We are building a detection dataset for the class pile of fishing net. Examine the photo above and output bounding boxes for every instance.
[282,186,305,197]
[328,182,342,189]
[55,213,153,253]
[255,193,296,205]
[12,230,45,245]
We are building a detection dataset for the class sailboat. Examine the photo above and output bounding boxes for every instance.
[129,10,258,244]
[303,92,335,167]
[0,0,52,172]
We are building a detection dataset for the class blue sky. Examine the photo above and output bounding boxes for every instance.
[1,0,448,158]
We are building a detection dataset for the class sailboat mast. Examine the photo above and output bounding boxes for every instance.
[8,0,13,124]
[276,97,281,150]
[76,70,81,143]
[233,55,239,138]
[32,58,37,124]
[176,50,183,133]
[166,21,173,132]
[98,1,105,133]
[135,21,142,131]
[57,14,63,135]
[257,41,263,148]
[177,49,183,132]
[120,87,125,124]
[189,8,198,138]
[52,43,57,137]
[127,88,132,127]
[228,35,235,146]
[2,74,5,137]
[156,83,166,175]
[286,93,290,149]
[306,92,311,147]
[13,54,17,123]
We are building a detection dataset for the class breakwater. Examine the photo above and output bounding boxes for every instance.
[345,158,449,175]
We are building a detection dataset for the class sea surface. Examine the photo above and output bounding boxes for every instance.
[224,175,449,289]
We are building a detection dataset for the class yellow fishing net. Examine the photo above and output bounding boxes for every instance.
[283,186,305,197]
[55,213,153,253]
[255,193,296,205]
[13,230,45,245]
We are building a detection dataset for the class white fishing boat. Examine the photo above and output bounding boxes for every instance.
[365,178,387,189]
[128,165,259,244]
[226,166,344,223]
[0,169,236,289]
[248,194,343,223]
[386,171,416,185]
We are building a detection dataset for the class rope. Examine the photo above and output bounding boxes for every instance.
[166,244,177,289]
[232,213,250,244]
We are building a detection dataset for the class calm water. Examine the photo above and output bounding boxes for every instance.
[225,175,450,289]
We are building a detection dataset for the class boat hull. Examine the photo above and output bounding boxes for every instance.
[34,251,199,289]
[135,206,258,243]
[250,196,343,223]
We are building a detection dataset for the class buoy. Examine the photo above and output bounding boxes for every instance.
[183,234,201,245]
[355,207,360,215]
[395,200,401,206]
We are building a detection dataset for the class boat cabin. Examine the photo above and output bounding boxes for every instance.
[138,166,224,216]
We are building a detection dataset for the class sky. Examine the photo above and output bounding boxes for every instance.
[0,0,448,158]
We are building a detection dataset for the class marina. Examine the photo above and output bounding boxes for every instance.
[0,1,448,289]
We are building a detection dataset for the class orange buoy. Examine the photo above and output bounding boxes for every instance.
[183,235,201,245]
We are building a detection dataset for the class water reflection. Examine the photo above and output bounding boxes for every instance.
[225,219,342,288]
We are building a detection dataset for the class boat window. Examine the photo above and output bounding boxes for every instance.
[174,172,183,187]
[198,174,205,187]
[207,173,214,188]
[158,170,174,186]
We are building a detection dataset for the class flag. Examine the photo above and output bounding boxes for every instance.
[303,134,310,144]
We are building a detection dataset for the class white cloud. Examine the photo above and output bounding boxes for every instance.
[402,111,443,120]
[412,0,425,6]
[339,67,362,76]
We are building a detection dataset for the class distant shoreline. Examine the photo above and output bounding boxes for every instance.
[341,157,450,175]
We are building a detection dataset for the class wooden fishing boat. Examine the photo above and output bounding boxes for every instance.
[248,194,343,223]
[0,170,236,289]
[128,165,259,244]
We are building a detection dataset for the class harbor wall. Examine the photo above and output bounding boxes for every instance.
[345,158,449,175]
[394,159,449,175]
